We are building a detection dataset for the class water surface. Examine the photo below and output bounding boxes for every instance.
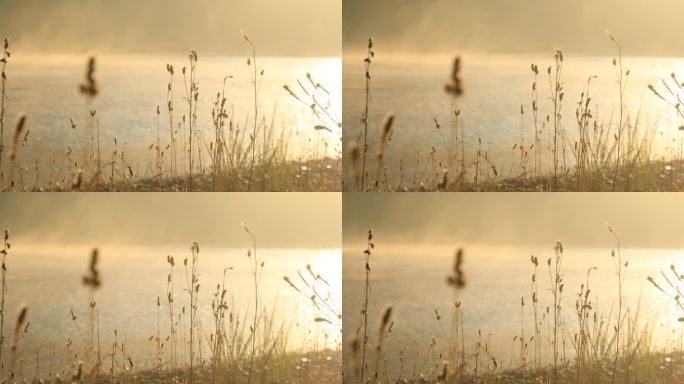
[343,242,681,377]
[4,244,341,374]
[343,53,684,185]
[4,54,341,182]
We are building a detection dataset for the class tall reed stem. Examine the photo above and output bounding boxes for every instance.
[360,229,373,383]
[361,38,374,190]
[0,39,9,188]
[0,230,10,375]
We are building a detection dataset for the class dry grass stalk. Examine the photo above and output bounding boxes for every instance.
[360,229,374,383]
[82,248,102,376]
[184,241,200,383]
[242,222,260,384]
[241,30,259,191]
[361,37,375,190]
[0,37,9,188]
[0,229,10,375]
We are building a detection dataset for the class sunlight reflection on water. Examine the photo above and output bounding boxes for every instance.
[343,243,683,375]
[5,54,341,181]
[5,244,341,372]
[343,54,684,185]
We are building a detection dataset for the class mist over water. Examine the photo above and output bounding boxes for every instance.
[342,243,680,377]
[343,0,684,57]
[6,244,341,375]
[0,193,343,377]
[4,54,341,183]
[1,0,341,56]
[342,194,684,378]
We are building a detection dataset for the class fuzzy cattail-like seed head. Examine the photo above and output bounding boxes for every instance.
[10,113,26,161]
[82,248,102,289]
[348,140,361,185]
[445,56,464,96]
[380,305,393,330]
[447,248,466,288]
[11,305,28,351]
[377,112,396,159]
[349,327,362,377]
[377,304,393,351]
[79,56,99,97]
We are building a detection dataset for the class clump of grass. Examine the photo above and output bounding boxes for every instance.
[347,32,679,192]
[3,33,340,191]
[351,229,673,384]
[0,221,341,383]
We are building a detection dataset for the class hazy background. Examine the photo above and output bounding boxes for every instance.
[344,193,684,248]
[0,0,340,56]
[343,0,684,55]
[0,193,341,248]
[343,194,684,375]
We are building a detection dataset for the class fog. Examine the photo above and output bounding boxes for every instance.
[0,193,341,249]
[0,0,340,56]
[344,193,684,248]
[344,0,684,56]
